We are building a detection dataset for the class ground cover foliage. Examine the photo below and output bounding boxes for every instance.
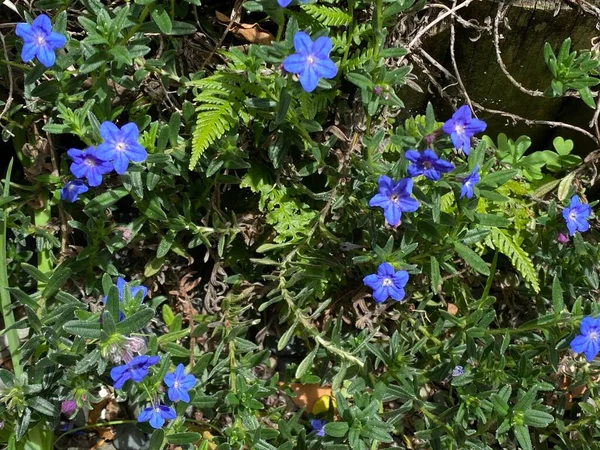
[1,0,600,449]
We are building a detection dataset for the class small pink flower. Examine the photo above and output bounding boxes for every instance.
[61,400,77,416]
[557,233,569,244]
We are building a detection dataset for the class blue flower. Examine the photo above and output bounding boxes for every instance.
[368,176,419,227]
[363,262,409,303]
[103,277,148,321]
[283,31,338,93]
[60,179,88,203]
[278,0,308,6]
[15,14,66,68]
[570,316,600,361]
[138,403,176,429]
[96,122,147,175]
[405,149,454,181]
[67,147,113,187]
[311,419,326,437]
[442,105,486,155]
[562,196,591,236]
[110,355,160,389]
[164,363,197,403]
[451,366,464,377]
[460,165,480,199]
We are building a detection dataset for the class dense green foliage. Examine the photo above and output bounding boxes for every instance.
[1,1,599,449]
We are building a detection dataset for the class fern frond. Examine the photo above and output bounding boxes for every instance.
[301,4,353,27]
[486,228,540,293]
[345,48,375,71]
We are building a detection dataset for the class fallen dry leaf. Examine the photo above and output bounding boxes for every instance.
[288,383,333,413]
[447,303,458,315]
[216,11,274,44]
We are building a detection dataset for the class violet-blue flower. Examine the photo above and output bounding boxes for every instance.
[363,262,409,303]
[460,165,480,199]
[15,14,66,68]
[60,179,88,203]
[103,277,148,321]
[278,0,307,6]
[110,355,160,389]
[164,363,197,403]
[368,176,419,227]
[405,149,454,181]
[562,195,591,237]
[282,31,338,93]
[451,366,464,377]
[67,147,113,187]
[570,316,600,361]
[96,122,147,175]
[442,105,486,155]
[138,403,177,429]
[311,419,326,437]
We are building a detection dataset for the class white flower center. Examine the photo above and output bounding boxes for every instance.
[569,211,577,221]
[36,34,45,46]
[68,183,75,190]
[174,381,180,389]
[390,194,399,203]
[590,331,598,342]
[84,158,96,167]
[382,278,393,286]
[455,124,464,134]
[116,142,126,152]
[464,181,471,187]
[154,407,160,413]
[306,55,315,65]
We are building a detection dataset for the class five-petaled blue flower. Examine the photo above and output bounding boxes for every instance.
[405,149,454,181]
[110,355,160,389]
[562,196,591,237]
[282,31,338,93]
[460,165,480,199]
[15,14,66,68]
[60,179,88,203]
[570,316,600,362]
[451,366,464,377]
[278,0,307,6]
[102,277,148,321]
[311,419,326,437]
[68,147,113,187]
[164,363,197,403]
[363,262,409,303]
[138,403,177,429]
[368,176,419,227]
[442,105,487,155]
[96,122,147,175]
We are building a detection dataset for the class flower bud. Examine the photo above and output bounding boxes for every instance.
[61,399,77,416]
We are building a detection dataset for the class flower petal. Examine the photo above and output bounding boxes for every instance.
[584,339,600,362]
[368,193,390,208]
[125,143,147,163]
[464,118,487,135]
[363,274,381,289]
[299,66,319,93]
[312,36,333,58]
[100,121,121,143]
[392,270,409,288]
[15,23,34,40]
[164,372,176,387]
[372,286,388,303]
[313,57,337,79]
[397,196,419,213]
[395,178,413,196]
[434,159,454,173]
[33,14,52,34]
[112,152,130,175]
[283,54,307,74]
[423,168,440,181]
[278,0,293,5]
[158,405,177,420]
[580,317,597,334]
[20,42,38,63]
[404,150,421,163]
[407,164,422,178]
[453,105,472,123]
[148,411,165,429]
[383,203,401,226]
[293,31,313,55]
[378,175,394,196]
[46,32,66,49]
[388,286,405,302]
[138,407,153,423]
[121,122,140,142]
[378,262,395,277]
[37,45,56,68]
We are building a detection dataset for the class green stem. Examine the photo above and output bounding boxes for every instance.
[479,250,498,302]
[34,192,53,313]
[0,160,22,377]
[341,0,355,68]
[374,0,384,59]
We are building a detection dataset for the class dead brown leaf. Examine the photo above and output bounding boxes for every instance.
[215,11,274,44]
[447,303,459,315]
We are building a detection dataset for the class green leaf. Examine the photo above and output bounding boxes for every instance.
[276,88,291,125]
[491,393,509,416]
[151,7,172,34]
[149,429,165,450]
[346,72,372,89]
[552,275,564,312]
[324,421,349,438]
[63,320,104,339]
[29,397,58,416]
[84,188,129,214]
[21,263,49,283]
[523,409,554,428]
[277,322,297,351]
[295,345,318,379]
[116,308,155,335]
[429,256,440,294]
[166,432,201,445]
[579,87,596,108]
[513,424,532,450]
[480,169,518,188]
[453,242,489,276]
[42,267,72,299]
